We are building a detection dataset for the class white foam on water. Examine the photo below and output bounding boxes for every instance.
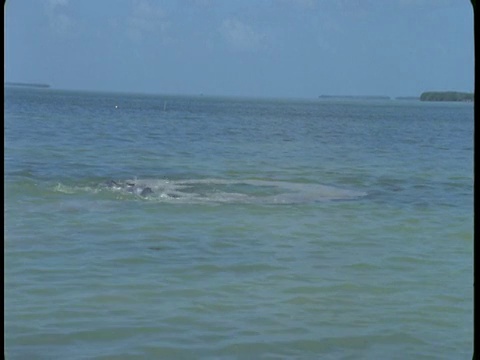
[121,178,367,204]
[53,178,366,204]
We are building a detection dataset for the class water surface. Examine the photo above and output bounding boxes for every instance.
[4,88,473,359]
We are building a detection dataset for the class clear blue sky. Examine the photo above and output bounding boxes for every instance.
[4,0,474,98]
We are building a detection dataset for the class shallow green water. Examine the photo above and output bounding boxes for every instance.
[4,88,473,358]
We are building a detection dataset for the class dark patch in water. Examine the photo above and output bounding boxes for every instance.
[140,187,153,196]
[105,180,120,187]
[148,246,165,251]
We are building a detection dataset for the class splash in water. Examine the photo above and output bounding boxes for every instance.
[96,178,367,204]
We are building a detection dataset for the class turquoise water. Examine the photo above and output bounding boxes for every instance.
[4,87,473,359]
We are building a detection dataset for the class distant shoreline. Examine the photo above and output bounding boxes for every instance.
[5,82,50,89]
[318,95,390,100]
[4,85,473,102]
[395,96,419,101]
[318,92,474,102]
[419,91,473,102]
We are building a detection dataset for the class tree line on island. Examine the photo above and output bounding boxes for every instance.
[318,91,473,102]
[419,91,473,102]
[4,82,473,102]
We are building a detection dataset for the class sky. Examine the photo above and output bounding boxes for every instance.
[4,0,474,99]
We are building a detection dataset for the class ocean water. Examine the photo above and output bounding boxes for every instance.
[4,87,473,359]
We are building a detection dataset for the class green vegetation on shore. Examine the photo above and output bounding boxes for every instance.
[420,91,473,102]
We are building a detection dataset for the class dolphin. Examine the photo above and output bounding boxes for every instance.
[140,187,154,196]
[105,179,120,188]
[104,180,154,197]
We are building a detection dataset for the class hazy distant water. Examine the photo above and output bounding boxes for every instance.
[4,88,473,359]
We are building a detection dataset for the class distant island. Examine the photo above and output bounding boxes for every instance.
[318,95,390,100]
[5,82,50,88]
[317,92,474,102]
[420,91,473,102]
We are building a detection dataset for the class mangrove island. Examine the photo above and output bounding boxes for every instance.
[420,91,473,102]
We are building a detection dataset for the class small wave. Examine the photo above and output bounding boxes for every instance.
[53,183,101,195]
[53,183,77,194]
